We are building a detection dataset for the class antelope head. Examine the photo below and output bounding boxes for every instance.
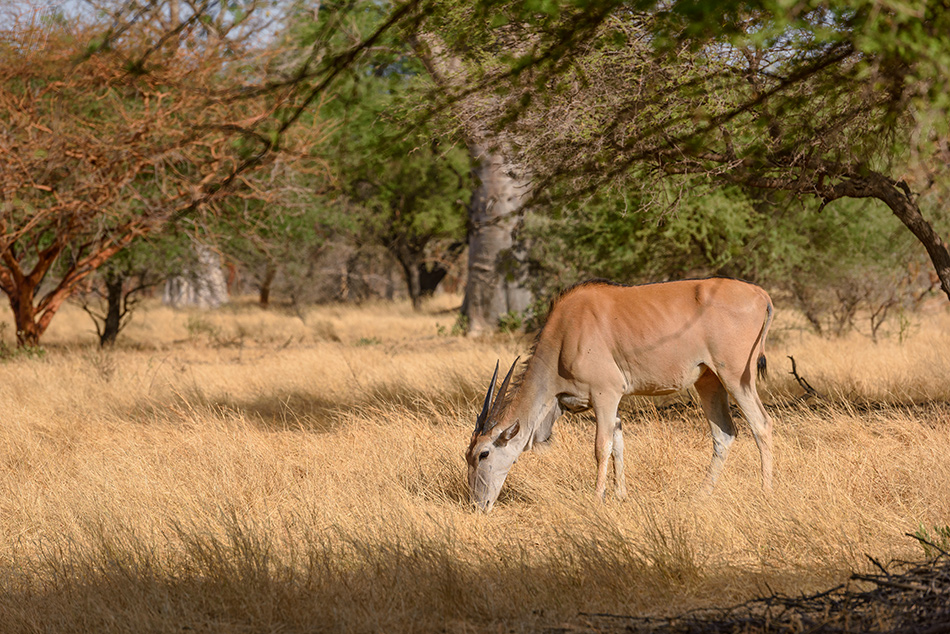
[466,357,522,512]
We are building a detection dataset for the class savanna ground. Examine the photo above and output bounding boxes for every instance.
[1,293,949,633]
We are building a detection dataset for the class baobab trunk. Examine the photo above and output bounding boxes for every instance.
[464,144,533,336]
[163,243,229,309]
[410,34,534,334]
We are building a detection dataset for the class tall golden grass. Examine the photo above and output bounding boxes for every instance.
[1,296,949,632]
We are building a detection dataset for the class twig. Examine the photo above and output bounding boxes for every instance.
[850,574,930,593]
[867,554,890,575]
[905,531,950,558]
[787,355,822,399]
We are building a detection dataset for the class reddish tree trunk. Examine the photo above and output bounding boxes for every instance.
[259,263,277,308]
[0,232,135,347]
[9,287,42,347]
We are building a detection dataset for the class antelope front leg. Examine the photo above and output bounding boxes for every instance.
[594,424,613,501]
[593,395,623,501]
[612,419,627,500]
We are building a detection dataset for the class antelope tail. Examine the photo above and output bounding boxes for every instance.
[757,301,773,381]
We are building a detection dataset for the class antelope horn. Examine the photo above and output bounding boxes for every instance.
[486,356,520,425]
[474,361,500,434]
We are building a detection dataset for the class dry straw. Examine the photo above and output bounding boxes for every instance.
[0,297,949,632]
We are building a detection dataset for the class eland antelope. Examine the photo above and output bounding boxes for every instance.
[466,278,774,512]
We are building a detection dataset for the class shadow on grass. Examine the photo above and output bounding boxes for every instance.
[128,389,347,433]
[131,370,488,434]
[0,513,843,634]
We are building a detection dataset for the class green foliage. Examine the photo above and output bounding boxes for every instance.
[497,310,524,334]
[0,345,47,362]
[297,1,472,304]
[218,196,333,306]
[914,523,950,558]
[452,313,469,336]
[546,184,765,280]
[524,176,931,335]
[526,183,754,289]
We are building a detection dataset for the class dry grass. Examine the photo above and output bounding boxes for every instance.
[1,296,949,633]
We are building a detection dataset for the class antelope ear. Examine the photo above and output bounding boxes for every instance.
[494,421,520,446]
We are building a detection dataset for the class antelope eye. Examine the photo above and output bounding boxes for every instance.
[478,449,490,461]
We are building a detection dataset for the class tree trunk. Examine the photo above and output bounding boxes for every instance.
[99,274,124,347]
[9,286,41,348]
[407,261,423,311]
[259,263,277,308]
[0,209,138,349]
[411,34,533,335]
[163,243,230,309]
[394,248,424,311]
[1,247,60,347]
[873,180,950,303]
[464,144,533,336]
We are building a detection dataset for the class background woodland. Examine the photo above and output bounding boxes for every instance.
[0,0,948,346]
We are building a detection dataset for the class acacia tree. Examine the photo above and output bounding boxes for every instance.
[409,0,950,304]
[219,180,333,309]
[272,0,472,313]
[338,140,470,311]
[75,231,186,346]
[0,0,381,346]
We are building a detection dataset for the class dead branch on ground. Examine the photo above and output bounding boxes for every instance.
[787,355,822,400]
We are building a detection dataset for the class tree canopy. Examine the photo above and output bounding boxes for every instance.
[312,5,471,310]
[3,0,948,344]
[0,0,331,345]
[409,0,950,302]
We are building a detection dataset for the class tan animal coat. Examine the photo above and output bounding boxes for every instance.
[467,278,774,511]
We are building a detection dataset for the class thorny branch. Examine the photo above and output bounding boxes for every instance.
[570,537,950,633]
[787,355,822,400]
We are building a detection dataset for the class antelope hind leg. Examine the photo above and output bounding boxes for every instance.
[695,369,737,495]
